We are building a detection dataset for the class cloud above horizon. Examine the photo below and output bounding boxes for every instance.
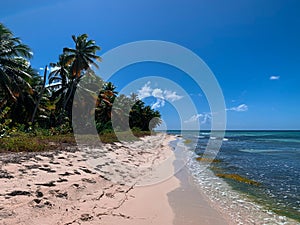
[185,104,248,125]
[269,75,280,80]
[227,104,248,112]
[137,81,183,109]
[184,113,211,124]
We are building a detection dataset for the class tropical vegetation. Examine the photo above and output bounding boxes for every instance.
[0,23,161,149]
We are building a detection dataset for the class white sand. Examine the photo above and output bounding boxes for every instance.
[0,134,228,225]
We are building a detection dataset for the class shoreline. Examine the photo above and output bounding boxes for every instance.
[0,133,229,224]
[169,167,228,225]
[2,133,296,224]
[184,144,300,225]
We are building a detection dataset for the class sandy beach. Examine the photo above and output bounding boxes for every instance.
[0,134,227,225]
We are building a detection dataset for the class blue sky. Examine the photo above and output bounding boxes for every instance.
[1,0,300,130]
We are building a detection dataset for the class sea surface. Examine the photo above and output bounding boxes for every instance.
[168,130,300,223]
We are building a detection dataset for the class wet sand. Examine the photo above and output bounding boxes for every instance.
[169,168,228,225]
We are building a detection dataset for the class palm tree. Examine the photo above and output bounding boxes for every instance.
[63,34,101,78]
[48,34,101,126]
[48,53,71,123]
[129,98,145,129]
[49,54,70,90]
[62,34,101,119]
[0,23,33,104]
[31,65,47,124]
[95,82,118,132]
[9,64,43,125]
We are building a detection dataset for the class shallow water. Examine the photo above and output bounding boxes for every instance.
[168,130,300,224]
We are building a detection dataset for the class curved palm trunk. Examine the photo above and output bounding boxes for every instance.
[31,66,47,124]
[60,74,79,124]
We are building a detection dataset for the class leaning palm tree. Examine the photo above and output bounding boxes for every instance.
[48,34,101,126]
[49,54,70,89]
[62,34,101,117]
[48,54,71,117]
[11,65,43,125]
[0,23,33,104]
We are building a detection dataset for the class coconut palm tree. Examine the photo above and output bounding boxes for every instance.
[129,98,145,129]
[62,34,101,119]
[0,23,33,104]
[94,82,118,132]
[48,53,71,121]
[8,63,45,125]
[63,34,101,78]
[47,34,101,126]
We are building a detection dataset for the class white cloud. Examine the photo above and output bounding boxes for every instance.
[184,113,211,124]
[151,99,165,109]
[137,82,183,109]
[201,113,211,124]
[164,90,183,102]
[184,114,203,123]
[39,67,44,70]
[270,76,280,80]
[152,88,164,99]
[227,104,248,112]
[137,81,152,99]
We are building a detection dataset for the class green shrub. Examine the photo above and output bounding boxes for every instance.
[0,107,13,138]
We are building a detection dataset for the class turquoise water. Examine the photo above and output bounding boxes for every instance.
[168,130,300,222]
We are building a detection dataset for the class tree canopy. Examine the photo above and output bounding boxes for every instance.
[0,23,161,137]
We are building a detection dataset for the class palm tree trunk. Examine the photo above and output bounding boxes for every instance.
[31,66,47,124]
[59,76,78,124]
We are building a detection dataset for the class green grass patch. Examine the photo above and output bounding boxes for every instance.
[0,133,76,153]
[0,130,153,153]
[99,130,152,143]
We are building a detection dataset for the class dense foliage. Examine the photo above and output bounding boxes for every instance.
[0,23,161,137]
